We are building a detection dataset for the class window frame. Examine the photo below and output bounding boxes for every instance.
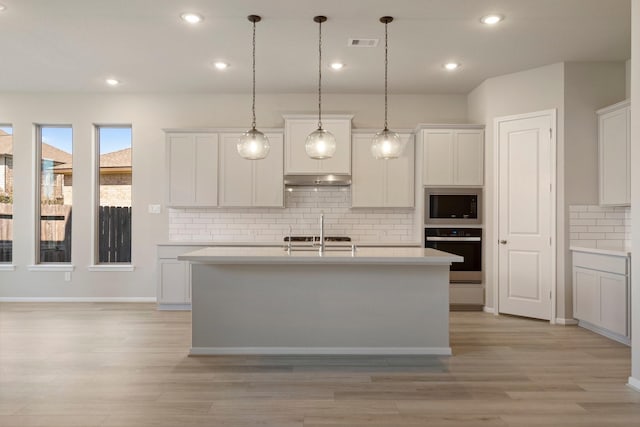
[0,124,14,267]
[33,124,74,266]
[91,124,134,270]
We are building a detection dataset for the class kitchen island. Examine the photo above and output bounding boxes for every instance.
[178,247,462,356]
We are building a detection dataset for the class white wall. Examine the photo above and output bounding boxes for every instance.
[630,0,640,390]
[564,62,627,204]
[0,92,467,299]
[467,63,565,315]
[468,61,626,320]
[563,62,627,317]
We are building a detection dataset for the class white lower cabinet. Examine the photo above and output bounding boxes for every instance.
[572,249,630,344]
[573,267,599,325]
[158,260,191,307]
[157,245,198,310]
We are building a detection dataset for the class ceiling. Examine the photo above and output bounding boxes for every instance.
[0,0,631,94]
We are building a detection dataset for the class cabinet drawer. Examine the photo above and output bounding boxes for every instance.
[572,251,627,275]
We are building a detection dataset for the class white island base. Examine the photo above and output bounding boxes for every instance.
[179,247,462,356]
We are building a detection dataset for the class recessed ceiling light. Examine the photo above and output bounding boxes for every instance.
[444,63,460,71]
[106,78,120,86]
[181,13,204,24]
[0,4,6,12]
[330,63,344,70]
[480,14,504,25]
[214,62,229,70]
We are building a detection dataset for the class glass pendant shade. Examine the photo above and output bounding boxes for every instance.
[237,128,270,160]
[305,127,336,160]
[372,16,404,160]
[306,16,335,160]
[238,14,270,160]
[371,128,402,160]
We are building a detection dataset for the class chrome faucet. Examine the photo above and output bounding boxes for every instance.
[319,213,325,254]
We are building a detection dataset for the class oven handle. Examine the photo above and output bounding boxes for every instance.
[426,237,481,242]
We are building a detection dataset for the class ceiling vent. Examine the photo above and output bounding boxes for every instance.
[347,38,379,47]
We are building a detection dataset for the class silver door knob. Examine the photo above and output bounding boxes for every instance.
[499,240,508,245]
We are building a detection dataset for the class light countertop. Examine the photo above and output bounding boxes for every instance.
[159,241,281,247]
[159,241,422,248]
[570,245,631,257]
[178,247,462,265]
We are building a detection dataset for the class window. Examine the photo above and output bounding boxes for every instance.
[37,125,73,263]
[96,126,132,264]
[0,125,13,263]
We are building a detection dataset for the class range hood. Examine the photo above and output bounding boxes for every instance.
[284,174,351,187]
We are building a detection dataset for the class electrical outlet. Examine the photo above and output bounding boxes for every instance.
[148,204,161,214]
[64,272,71,281]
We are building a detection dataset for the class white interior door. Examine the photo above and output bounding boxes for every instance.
[497,111,555,320]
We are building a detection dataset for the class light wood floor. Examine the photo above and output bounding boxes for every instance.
[0,303,638,427]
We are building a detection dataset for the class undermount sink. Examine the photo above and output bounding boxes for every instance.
[284,244,356,253]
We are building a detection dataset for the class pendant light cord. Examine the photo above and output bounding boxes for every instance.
[317,19,323,130]
[251,19,257,130]
[384,21,389,131]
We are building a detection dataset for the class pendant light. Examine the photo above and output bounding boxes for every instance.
[371,16,403,160]
[237,15,270,160]
[305,16,336,159]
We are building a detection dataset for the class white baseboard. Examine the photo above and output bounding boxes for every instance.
[157,303,192,311]
[555,318,578,325]
[0,297,156,303]
[482,306,495,314]
[628,376,640,392]
[190,347,453,356]
[578,320,631,346]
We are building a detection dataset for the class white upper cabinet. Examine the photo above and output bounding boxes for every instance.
[219,133,284,207]
[598,100,630,206]
[284,114,352,175]
[166,133,218,207]
[421,127,484,186]
[351,133,415,208]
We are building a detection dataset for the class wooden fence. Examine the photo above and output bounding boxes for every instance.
[0,204,130,263]
[0,203,73,263]
[98,206,132,263]
[39,205,72,263]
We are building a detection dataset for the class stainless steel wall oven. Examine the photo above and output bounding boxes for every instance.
[425,228,482,283]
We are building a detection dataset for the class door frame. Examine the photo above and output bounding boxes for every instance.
[492,109,557,323]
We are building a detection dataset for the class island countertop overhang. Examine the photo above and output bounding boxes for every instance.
[178,247,463,265]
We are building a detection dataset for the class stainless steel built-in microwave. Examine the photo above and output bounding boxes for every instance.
[425,188,482,225]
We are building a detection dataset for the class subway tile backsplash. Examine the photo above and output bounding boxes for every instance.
[169,187,417,243]
[569,205,631,249]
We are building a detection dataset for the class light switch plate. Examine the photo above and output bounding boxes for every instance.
[148,204,161,214]
[64,272,71,281]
